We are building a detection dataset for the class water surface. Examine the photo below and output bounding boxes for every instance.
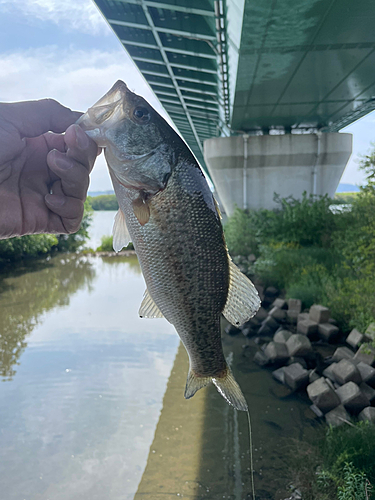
[0,253,321,500]
[0,255,179,500]
[87,210,117,250]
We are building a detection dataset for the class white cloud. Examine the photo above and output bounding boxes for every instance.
[0,46,163,110]
[0,45,173,191]
[340,110,375,186]
[0,0,107,35]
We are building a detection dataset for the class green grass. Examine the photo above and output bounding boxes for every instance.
[96,235,134,252]
[288,422,375,499]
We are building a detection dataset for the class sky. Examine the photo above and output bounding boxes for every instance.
[0,0,374,192]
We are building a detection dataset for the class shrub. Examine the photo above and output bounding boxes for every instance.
[225,192,339,258]
[272,192,337,247]
[224,208,262,256]
[337,463,370,500]
[286,264,329,309]
[253,244,339,291]
[87,194,118,211]
[322,422,375,484]
[96,235,114,252]
[323,269,375,333]
[0,234,58,264]
[55,199,93,252]
[0,200,93,264]
[288,421,375,500]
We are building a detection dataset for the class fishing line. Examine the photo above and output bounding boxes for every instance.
[246,407,256,500]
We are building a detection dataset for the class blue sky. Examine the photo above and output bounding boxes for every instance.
[0,0,373,192]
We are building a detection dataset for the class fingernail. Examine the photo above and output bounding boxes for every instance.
[54,154,73,170]
[75,125,89,150]
[45,194,66,207]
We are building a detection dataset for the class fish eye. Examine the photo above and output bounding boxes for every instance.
[133,106,150,123]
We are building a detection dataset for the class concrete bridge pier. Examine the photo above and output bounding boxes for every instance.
[204,133,352,216]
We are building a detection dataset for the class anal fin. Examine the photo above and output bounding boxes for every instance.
[223,257,261,327]
[139,289,164,318]
[112,209,131,252]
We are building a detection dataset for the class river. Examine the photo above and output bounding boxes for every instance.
[0,213,321,499]
[0,254,179,500]
[86,210,118,250]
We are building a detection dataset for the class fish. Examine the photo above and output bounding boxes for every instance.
[77,80,260,411]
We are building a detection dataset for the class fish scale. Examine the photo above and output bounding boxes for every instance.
[77,80,260,411]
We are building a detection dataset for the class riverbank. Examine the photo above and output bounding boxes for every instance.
[223,171,375,498]
[85,250,136,258]
[133,323,321,500]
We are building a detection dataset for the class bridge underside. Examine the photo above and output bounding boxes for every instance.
[94,0,222,169]
[231,0,375,133]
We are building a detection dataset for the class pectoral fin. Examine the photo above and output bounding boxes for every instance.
[139,289,164,318]
[223,257,260,327]
[112,209,131,252]
[132,197,150,226]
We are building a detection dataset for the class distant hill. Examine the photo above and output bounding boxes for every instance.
[336,183,360,193]
[88,190,115,197]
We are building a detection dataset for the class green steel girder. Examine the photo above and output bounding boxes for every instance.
[93,0,227,171]
[116,0,215,18]
[108,18,217,42]
[230,0,375,132]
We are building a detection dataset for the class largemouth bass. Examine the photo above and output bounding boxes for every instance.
[77,81,260,411]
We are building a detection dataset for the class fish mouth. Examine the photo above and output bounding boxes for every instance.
[83,80,129,114]
[76,80,131,145]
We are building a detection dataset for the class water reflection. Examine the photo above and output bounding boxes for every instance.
[0,255,95,380]
[0,254,179,500]
[100,254,142,275]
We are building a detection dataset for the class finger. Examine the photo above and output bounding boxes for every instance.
[45,181,84,234]
[0,100,82,138]
[64,124,98,173]
[44,131,67,153]
[47,148,90,200]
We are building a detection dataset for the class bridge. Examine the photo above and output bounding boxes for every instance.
[93,0,375,213]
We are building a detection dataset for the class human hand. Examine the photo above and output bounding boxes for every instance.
[0,99,99,239]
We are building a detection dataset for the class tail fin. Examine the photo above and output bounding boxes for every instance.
[184,367,248,412]
[184,370,211,399]
[212,369,248,411]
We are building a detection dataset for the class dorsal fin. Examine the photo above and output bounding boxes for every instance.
[223,257,260,327]
[213,197,222,219]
